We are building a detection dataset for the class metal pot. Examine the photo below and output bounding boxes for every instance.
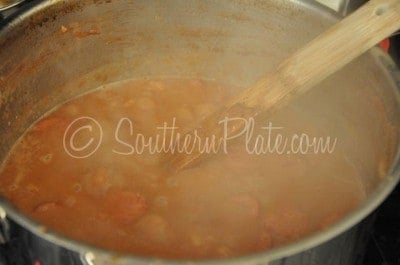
[0,0,399,264]
[0,0,25,12]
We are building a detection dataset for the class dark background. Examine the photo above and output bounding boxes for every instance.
[364,183,400,265]
[362,36,400,265]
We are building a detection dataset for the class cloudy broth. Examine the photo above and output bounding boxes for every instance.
[0,79,365,259]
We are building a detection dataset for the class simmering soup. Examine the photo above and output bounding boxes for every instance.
[0,79,365,259]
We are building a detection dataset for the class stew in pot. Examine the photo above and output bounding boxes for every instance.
[0,79,365,259]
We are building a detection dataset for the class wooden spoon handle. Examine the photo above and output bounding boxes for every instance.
[169,0,400,170]
[238,0,400,110]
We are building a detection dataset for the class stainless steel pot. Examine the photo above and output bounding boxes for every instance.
[0,0,25,12]
[0,0,399,264]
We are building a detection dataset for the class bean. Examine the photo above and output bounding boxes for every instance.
[378,158,389,179]
[264,207,311,244]
[166,177,179,188]
[220,194,260,227]
[176,107,194,123]
[33,117,66,132]
[189,80,203,89]
[34,202,58,213]
[8,184,18,191]
[137,97,156,110]
[64,104,79,116]
[194,103,212,118]
[135,214,173,244]
[217,245,232,257]
[123,99,135,108]
[61,25,68,33]
[230,193,259,218]
[147,81,165,91]
[73,183,82,193]
[39,153,53,165]
[104,190,147,225]
[154,196,168,208]
[257,231,273,250]
[25,184,39,194]
[64,196,77,208]
[189,227,215,248]
[84,169,111,196]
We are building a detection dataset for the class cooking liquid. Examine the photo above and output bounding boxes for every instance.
[0,79,365,259]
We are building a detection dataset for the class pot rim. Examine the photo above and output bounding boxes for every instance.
[0,0,399,264]
[0,0,25,12]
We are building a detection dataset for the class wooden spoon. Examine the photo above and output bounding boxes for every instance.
[167,0,400,171]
